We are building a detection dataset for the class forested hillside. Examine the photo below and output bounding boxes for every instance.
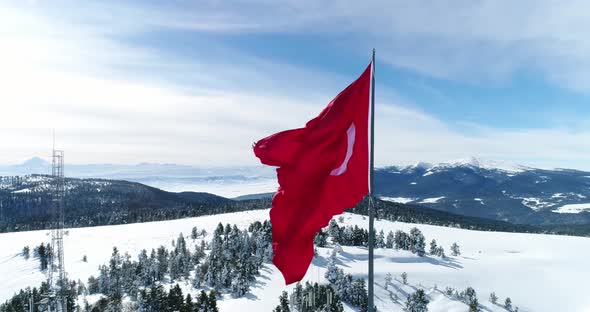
[0,175,269,233]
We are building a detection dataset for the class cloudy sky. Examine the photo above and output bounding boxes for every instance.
[1,0,590,169]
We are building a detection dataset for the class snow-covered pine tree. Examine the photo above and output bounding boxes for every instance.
[87,276,99,294]
[436,246,445,258]
[429,239,438,255]
[274,291,291,312]
[489,292,498,304]
[393,230,409,251]
[384,273,392,290]
[193,264,203,288]
[21,246,30,259]
[185,294,194,312]
[325,250,340,284]
[342,226,353,246]
[451,242,461,256]
[463,287,478,312]
[156,245,169,281]
[328,219,341,244]
[314,229,329,247]
[405,289,429,312]
[208,290,219,312]
[377,230,385,248]
[167,284,185,312]
[231,268,250,297]
[401,272,408,285]
[195,290,209,311]
[349,278,368,311]
[409,227,426,256]
[505,297,513,311]
[386,231,394,249]
[191,226,199,240]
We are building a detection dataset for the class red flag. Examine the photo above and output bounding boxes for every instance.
[253,62,372,284]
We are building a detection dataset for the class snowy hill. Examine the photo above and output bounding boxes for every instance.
[0,174,267,233]
[1,209,590,311]
[0,157,277,198]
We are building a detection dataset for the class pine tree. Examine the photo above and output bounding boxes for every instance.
[314,229,328,247]
[194,264,203,288]
[384,273,392,290]
[409,227,426,256]
[22,246,30,259]
[377,230,385,248]
[463,287,478,312]
[386,231,394,249]
[231,269,250,297]
[401,272,408,285]
[505,297,513,311]
[293,283,304,311]
[489,292,498,304]
[436,246,445,258]
[405,289,429,312]
[325,251,340,284]
[184,294,194,312]
[156,246,169,281]
[168,284,185,312]
[192,226,199,240]
[208,291,219,312]
[429,239,438,255]
[350,278,368,311]
[328,219,341,244]
[451,242,461,256]
[394,230,410,251]
[108,247,123,302]
[36,243,49,270]
[274,291,291,312]
[196,290,208,312]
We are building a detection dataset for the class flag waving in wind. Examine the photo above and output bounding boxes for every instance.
[253,62,373,284]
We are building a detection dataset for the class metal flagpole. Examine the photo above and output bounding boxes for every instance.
[368,48,376,312]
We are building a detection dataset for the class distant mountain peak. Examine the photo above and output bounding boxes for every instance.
[427,156,531,173]
[411,161,433,170]
[21,156,50,167]
[398,157,530,173]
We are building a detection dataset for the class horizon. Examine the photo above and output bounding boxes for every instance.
[3,155,589,172]
[2,1,590,170]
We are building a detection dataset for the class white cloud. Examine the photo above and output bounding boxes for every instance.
[91,0,590,91]
[1,1,590,170]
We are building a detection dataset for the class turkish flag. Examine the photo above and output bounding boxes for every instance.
[253,62,372,284]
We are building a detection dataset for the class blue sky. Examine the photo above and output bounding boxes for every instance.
[1,0,590,169]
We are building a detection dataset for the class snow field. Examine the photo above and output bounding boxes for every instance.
[1,209,590,311]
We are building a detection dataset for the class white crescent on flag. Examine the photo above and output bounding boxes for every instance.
[330,122,356,176]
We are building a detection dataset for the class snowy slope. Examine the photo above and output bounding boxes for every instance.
[1,210,590,311]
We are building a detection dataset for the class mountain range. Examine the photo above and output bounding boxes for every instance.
[2,156,590,226]
[375,157,590,225]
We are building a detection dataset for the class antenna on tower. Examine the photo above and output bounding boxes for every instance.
[45,134,68,312]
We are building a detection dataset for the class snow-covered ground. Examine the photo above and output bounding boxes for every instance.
[1,210,590,311]
[552,203,590,214]
[136,177,278,198]
[380,197,415,204]
[418,197,445,204]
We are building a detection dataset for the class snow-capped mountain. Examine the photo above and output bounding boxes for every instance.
[396,157,532,175]
[3,156,590,224]
[376,157,590,225]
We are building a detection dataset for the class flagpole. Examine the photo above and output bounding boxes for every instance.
[368,48,376,312]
